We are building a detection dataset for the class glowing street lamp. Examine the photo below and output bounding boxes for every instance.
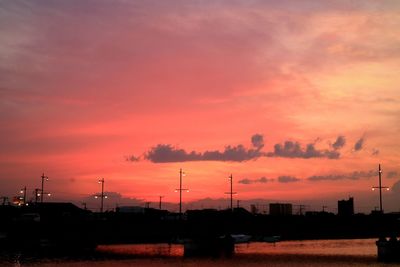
[40,173,49,203]
[371,164,389,214]
[225,174,237,212]
[175,169,189,215]
[20,186,27,205]
[95,178,107,212]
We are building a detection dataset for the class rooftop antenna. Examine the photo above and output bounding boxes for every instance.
[372,164,389,214]
[225,174,237,212]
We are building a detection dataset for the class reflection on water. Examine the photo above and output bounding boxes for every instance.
[236,238,376,256]
[96,239,376,258]
[8,239,399,267]
[97,243,183,257]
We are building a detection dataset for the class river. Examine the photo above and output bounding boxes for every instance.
[5,238,399,266]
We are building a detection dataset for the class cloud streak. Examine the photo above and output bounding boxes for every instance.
[308,169,377,181]
[238,177,274,184]
[354,137,364,151]
[332,135,346,150]
[278,176,300,183]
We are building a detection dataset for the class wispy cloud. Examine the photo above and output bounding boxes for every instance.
[371,148,380,156]
[332,135,346,150]
[278,175,300,183]
[354,137,364,151]
[238,176,274,184]
[308,169,377,181]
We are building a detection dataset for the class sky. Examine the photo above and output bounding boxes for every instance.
[1,0,399,213]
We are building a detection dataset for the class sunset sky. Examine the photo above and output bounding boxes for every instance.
[1,0,399,213]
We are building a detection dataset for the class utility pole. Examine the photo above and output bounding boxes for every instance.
[225,174,237,211]
[159,196,164,210]
[82,202,87,210]
[95,178,107,212]
[322,205,328,212]
[40,173,48,203]
[372,164,389,214]
[175,168,189,216]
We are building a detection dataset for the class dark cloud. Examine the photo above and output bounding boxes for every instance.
[238,176,274,184]
[267,141,340,159]
[308,169,377,181]
[354,137,364,151]
[145,144,201,163]
[387,171,398,179]
[140,135,347,163]
[145,134,265,163]
[278,176,300,183]
[251,134,264,150]
[332,135,346,150]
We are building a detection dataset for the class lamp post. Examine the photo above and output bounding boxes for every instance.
[41,173,48,203]
[20,186,27,205]
[372,164,389,214]
[95,178,107,212]
[225,174,237,211]
[175,169,189,215]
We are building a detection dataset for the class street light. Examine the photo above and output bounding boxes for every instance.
[225,174,237,212]
[371,164,389,214]
[175,169,189,215]
[95,178,107,212]
[20,186,27,205]
[41,173,49,203]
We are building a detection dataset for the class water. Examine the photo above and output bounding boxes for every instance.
[6,239,399,266]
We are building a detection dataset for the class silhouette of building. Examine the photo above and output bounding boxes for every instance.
[269,203,292,216]
[338,197,354,216]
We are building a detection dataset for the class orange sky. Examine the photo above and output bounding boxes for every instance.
[0,1,399,212]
